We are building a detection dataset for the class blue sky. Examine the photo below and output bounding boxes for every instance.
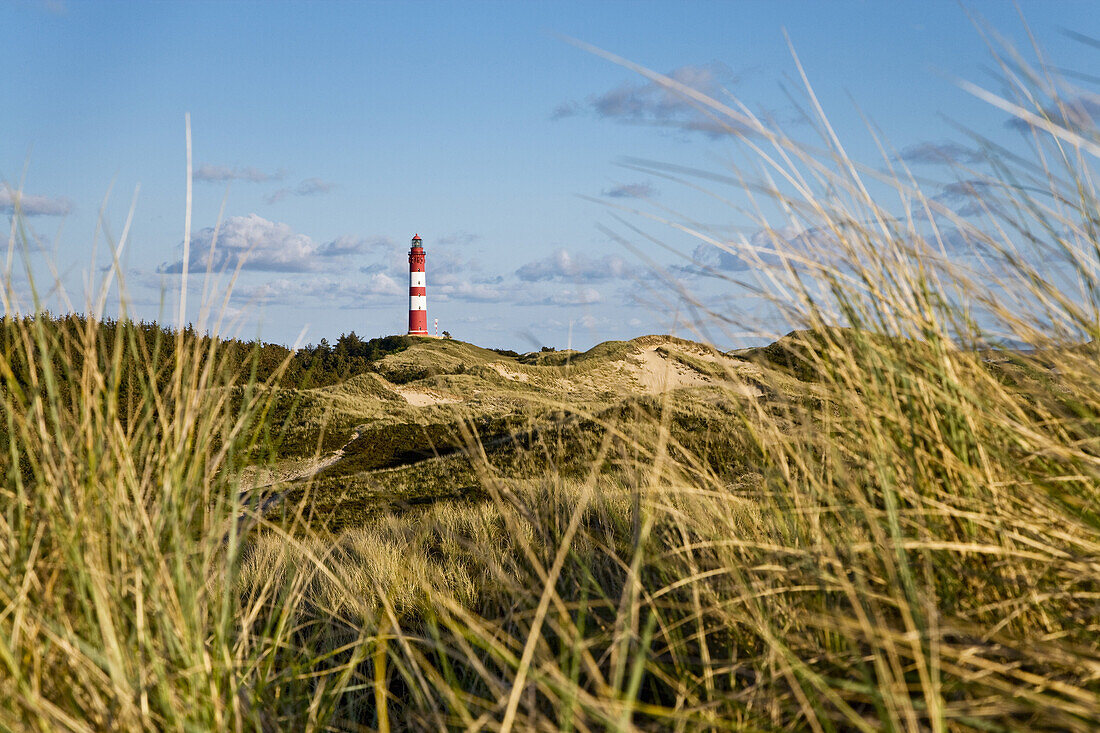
[3,1,1098,350]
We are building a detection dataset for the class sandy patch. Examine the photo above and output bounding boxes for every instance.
[624,346,762,397]
[627,346,713,392]
[396,386,461,406]
[489,362,530,382]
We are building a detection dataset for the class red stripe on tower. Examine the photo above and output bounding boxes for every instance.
[408,233,428,335]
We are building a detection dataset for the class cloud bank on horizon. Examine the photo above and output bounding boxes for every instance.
[153,215,627,316]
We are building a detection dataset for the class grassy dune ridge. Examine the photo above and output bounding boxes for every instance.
[254,334,764,531]
[4,37,1100,731]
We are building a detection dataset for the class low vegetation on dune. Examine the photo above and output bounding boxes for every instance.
[4,36,1100,733]
[252,333,764,526]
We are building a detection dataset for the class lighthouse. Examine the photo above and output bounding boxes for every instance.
[407,234,428,335]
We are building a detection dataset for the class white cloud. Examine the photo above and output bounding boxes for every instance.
[554,63,750,138]
[319,235,391,257]
[1006,94,1100,134]
[540,287,602,306]
[365,272,402,296]
[265,177,337,204]
[193,164,283,183]
[157,214,375,274]
[517,248,638,282]
[602,182,657,199]
[235,270,403,306]
[434,231,480,247]
[684,219,1004,279]
[435,280,509,303]
[930,180,997,217]
[898,141,985,165]
[686,224,848,275]
[0,186,73,217]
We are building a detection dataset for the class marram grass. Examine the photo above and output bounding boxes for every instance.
[3,37,1100,732]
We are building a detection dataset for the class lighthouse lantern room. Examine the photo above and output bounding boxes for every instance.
[408,234,429,335]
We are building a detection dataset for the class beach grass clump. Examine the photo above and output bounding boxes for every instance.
[0,301,367,729]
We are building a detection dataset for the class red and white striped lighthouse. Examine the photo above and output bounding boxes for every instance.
[407,234,428,335]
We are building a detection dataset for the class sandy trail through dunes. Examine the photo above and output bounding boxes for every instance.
[238,426,363,493]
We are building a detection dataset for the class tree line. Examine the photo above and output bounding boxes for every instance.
[0,312,413,400]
